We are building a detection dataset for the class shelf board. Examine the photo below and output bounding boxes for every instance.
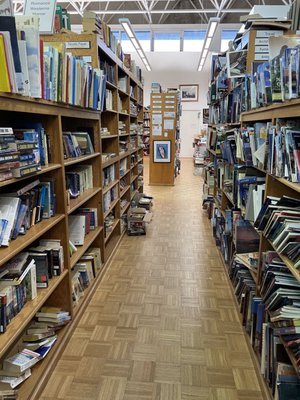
[0,214,65,268]
[118,88,129,97]
[102,156,119,168]
[119,151,131,160]
[101,134,118,139]
[119,133,130,137]
[103,109,118,114]
[0,269,68,359]
[70,226,103,268]
[275,177,300,194]
[104,218,120,244]
[279,336,300,378]
[120,202,130,216]
[130,174,138,183]
[120,185,130,197]
[120,168,131,178]
[103,179,119,195]
[64,153,100,167]
[268,242,300,283]
[130,96,137,102]
[103,198,119,218]
[67,188,101,215]
[119,111,129,117]
[130,114,138,118]
[223,190,235,205]
[0,164,62,188]
[131,189,138,199]
[106,80,117,90]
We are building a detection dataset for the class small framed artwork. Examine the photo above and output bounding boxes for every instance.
[179,84,199,102]
[153,140,171,163]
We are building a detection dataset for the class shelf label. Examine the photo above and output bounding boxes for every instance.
[66,41,91,49]
[24,0,56,34]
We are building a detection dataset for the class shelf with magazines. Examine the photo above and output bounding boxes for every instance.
[205,33,300,396]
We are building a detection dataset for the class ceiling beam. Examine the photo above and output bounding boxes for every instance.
[65,8,252,15]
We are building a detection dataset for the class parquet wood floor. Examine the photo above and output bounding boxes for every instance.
[40,159,266,400]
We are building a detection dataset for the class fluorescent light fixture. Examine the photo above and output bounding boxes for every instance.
[119,17,152,72]
[204,37,212,49]
[197,17,220,71]
[208,21,218,37]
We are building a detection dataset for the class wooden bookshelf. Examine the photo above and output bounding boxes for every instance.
[206,68,300,398]
[0,30,144,400]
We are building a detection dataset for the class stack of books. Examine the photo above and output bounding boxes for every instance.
[0,125,51,181]
[0,179,56,247]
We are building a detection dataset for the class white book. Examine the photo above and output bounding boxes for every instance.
[0,368,31,388]
[68,215,86,245]
[18,39,31,97]
[0,197,20,247]
[15,16,41,98]
[3,349,39,374]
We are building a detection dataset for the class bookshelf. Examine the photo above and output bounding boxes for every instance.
[0,32,143,399]
[205,43,300,396]
[143,108,150,156]
[149,92,181,186]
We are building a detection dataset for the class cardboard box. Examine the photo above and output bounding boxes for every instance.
[127,207,152,236]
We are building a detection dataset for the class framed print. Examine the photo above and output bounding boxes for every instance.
[179,84,198,102]
[153,140,171,163]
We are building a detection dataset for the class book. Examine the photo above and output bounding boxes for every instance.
[3,349,39,373]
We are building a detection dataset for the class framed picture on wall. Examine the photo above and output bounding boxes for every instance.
[153,140,171,163]
[179,84,198,102]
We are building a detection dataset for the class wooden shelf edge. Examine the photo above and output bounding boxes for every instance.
[216,249,272,400]
[104,219,120,244]
[70,226,103,268]
[101,135,118,139]
[103,198,119,218]
[120,185,130,197]
[120,202,130,216]
[0,270,68,359]
[103,180,119,195]
[0,164,62,188]
[0,214,65,268]
[67,188,101,214]
[64,153,100,167]
[102,157,119,168]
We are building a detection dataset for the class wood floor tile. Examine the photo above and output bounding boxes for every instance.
[40,160,266,400]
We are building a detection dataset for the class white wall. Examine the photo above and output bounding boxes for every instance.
[143,61,210,158]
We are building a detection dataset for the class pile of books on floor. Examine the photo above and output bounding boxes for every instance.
[0,308,70,390]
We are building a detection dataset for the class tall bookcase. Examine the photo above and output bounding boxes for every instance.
[205,32,300,397]
[0,33,143,400]
[149,92,180,186]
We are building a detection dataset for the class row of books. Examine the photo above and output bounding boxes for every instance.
[103,186,118,214]
[254,195,300,267]
[43,43,106,110]
[0,240,64,332]
[103,165,116,188]
[209,119,300,184]
[71,246,102,307]
[104,212,116,238]
[82,11,123,61]
[0,16,106,110]
[63,131,94,160]
[0,179,56,247]
[0,125,50,182]
[230,253,300,396]
[66,165,93,199]
[68,208,98,246]
[0,307,70,390]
